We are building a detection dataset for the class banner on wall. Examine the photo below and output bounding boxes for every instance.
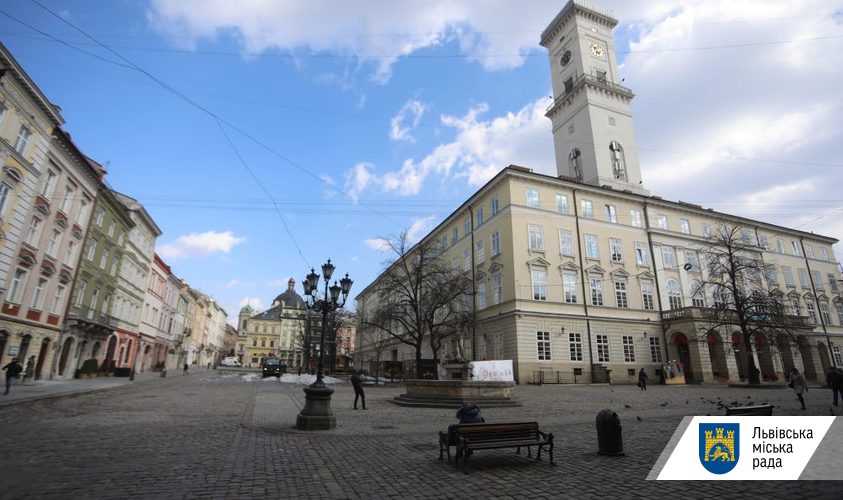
[471,360,514,382]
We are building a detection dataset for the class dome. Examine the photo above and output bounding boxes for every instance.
[240,304,254,314]
[273,278,306,310]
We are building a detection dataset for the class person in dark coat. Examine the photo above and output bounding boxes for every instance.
[826,367,843,406]
[351,371,366,410]
[3,357,23,395]
[183,363,189,376]
[638,368,649,391]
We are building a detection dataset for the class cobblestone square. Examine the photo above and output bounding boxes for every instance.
[1,372,841,499]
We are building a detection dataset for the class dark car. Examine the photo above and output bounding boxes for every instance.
[261,357,286,378]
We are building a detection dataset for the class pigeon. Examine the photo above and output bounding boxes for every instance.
[624,404,632,409]
[660,402,668,407]
[637,416,643,422]
[717,396,721,400]
[699,397,705,400]
[747,395,751,399]
[685,400,689,404]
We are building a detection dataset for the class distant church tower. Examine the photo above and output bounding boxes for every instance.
[541,0,649,196]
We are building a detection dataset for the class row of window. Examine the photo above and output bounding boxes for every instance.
[0,102,33,156]
[6,268,66,314]
[771,265,839,293]
[537,331,662,364]
[439,195,501,250]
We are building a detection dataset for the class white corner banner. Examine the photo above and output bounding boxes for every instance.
[648,416,840,480]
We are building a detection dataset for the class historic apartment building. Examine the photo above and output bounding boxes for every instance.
[238,278,308,368]
[356,0,843,385]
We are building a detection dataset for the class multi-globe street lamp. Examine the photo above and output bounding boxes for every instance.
[295,259,352,431]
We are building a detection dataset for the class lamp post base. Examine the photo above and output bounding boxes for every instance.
[295,383,336,430]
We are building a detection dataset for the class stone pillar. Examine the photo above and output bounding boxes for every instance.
[724,344,741,384]
[690,340,712,383]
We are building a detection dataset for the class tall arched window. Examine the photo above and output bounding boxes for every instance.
[689,280,705,307]
[667,279,682,310]
[609,141,626,181]
[568,148,582,181]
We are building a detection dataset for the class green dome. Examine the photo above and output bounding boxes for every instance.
[240,304,254,314]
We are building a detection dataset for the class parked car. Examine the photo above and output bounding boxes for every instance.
[221,357,241,367]
[262,357,287,378]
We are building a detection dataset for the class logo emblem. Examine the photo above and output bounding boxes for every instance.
[699,423,739,474]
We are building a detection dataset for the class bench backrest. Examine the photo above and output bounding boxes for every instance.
[454,421,541,443]
[725,404,773,416]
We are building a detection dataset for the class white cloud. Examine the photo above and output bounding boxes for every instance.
[320,174,338,197]
[238,296,264,311]
[364,237,391,252]
[390,99,427,142]
[222,279,244,289]
[158,231,246,259]
[344,162,375,203]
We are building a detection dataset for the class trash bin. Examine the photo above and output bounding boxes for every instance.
[596,409,624,456]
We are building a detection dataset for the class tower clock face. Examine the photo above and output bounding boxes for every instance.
[560,50,572,66]
[590,43,605,59]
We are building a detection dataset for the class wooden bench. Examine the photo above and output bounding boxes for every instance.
[725,404,773,416]
[439,421,554,473]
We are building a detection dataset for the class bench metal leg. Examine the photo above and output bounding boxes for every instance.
[548,434,556,466]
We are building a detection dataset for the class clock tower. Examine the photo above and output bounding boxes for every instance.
[541,0,649,195]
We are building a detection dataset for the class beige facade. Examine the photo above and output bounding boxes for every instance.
[238,279,307,368]
[356,1,843,385]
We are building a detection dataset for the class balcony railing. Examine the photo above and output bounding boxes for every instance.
[661,306,811,328]
[547,73,634,113]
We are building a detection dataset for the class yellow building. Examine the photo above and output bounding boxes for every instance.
[237,279,307,368]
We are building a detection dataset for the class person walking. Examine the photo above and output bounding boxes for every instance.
[183,363,189,376]
[351,370,366,410]
[638,368,649,391]
[790,368,808,410]
[826,367,843,407]
[3,357,23,395]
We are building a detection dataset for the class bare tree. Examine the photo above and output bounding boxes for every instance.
[692,224,806,384]
[359,231,473,379]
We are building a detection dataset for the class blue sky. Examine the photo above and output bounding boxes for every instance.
[2,0,842,322]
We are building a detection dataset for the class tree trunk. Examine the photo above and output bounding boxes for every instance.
[743,334,760,384]
[415,348,423,379]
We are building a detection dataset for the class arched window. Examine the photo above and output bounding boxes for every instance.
[568,148,582,181]
[689,280,705,307]
[609,141,626,181]
[667,279,682,310]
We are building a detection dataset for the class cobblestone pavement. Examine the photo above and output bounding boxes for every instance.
[1,372,841,499]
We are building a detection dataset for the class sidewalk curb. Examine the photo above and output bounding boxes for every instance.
[0,373,171,407]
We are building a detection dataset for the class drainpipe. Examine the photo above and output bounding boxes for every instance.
[643,202,671,371]
[571,189,595,380]
[468,205,477,362]
[799,237,835,368]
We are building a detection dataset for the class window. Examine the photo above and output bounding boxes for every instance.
[596,334,610,362]
[834,346,843,367]
[806,301,818,324]
[528,224,544,251]
[609,141,626,180]
[89,288,99,317]
[791,241,800,256]
[0,182,12,216]
[491,231,501,256]
[94,207,105,226]
[836,302,843,325]
[580,199,593,218]
[667,279,682,309]
[252,339,257,347]
[782,266,795,287]
[490,196,499,215]
[615,281,628,308]
[569,149,582,180]
[569,332,582,361]
[75,280,87,306]
[585,234,599,259]
[41,170,57,198]
[790,298,802,317]
[29,278,47,310]
[477,207,484,225]
[623,336,635,362]
[740,229,753,245]
[630,209,642,228]
[684,251,699,272]
[492,272,502,305]
[477,281,486,309]
[556,194,569,214]
[85,238,97,261]
[641,281,654,310]
[559,230,574,256]
[76,198,89,224]
[563,273,577,303]
[65,240,76,267]
[820,301,832,324]
[662,246,676,269]
[805,244,815,259]
[679,219,691,234]
[46,229,60,257]
[118,230,125,246]
[476,240,485,265]
[798,269,810,288]
[635,243,649,266]
[531,269,547,301]
[100,247,110,269]
[811,270,823,290]
[14,126,32,154]
[650,337,662,363]
[690,281,705,307]
[108,219,116,237]
[25,217,42,246]
[829,274,839,292]
[51,285,65,315]
[111,256,119,276]
[654,214,668,229]
[590,276,603,306]
[758,235,769,250]
[775,239,784,253]
[59,185,74,213]
[821,248,829,261]
[609,238,623,262]
[451,227,458,245]
[702,223,711,237]
[604,204,617,223]
[536,331,551,361]
[441,234,448,251]
[526,188,540,209]
[8,269,26,303]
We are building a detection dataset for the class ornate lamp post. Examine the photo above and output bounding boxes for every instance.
[295,259,352,430]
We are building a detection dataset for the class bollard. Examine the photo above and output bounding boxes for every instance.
[596,409,624,456]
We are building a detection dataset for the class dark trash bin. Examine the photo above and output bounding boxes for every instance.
[596,409,624,456]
